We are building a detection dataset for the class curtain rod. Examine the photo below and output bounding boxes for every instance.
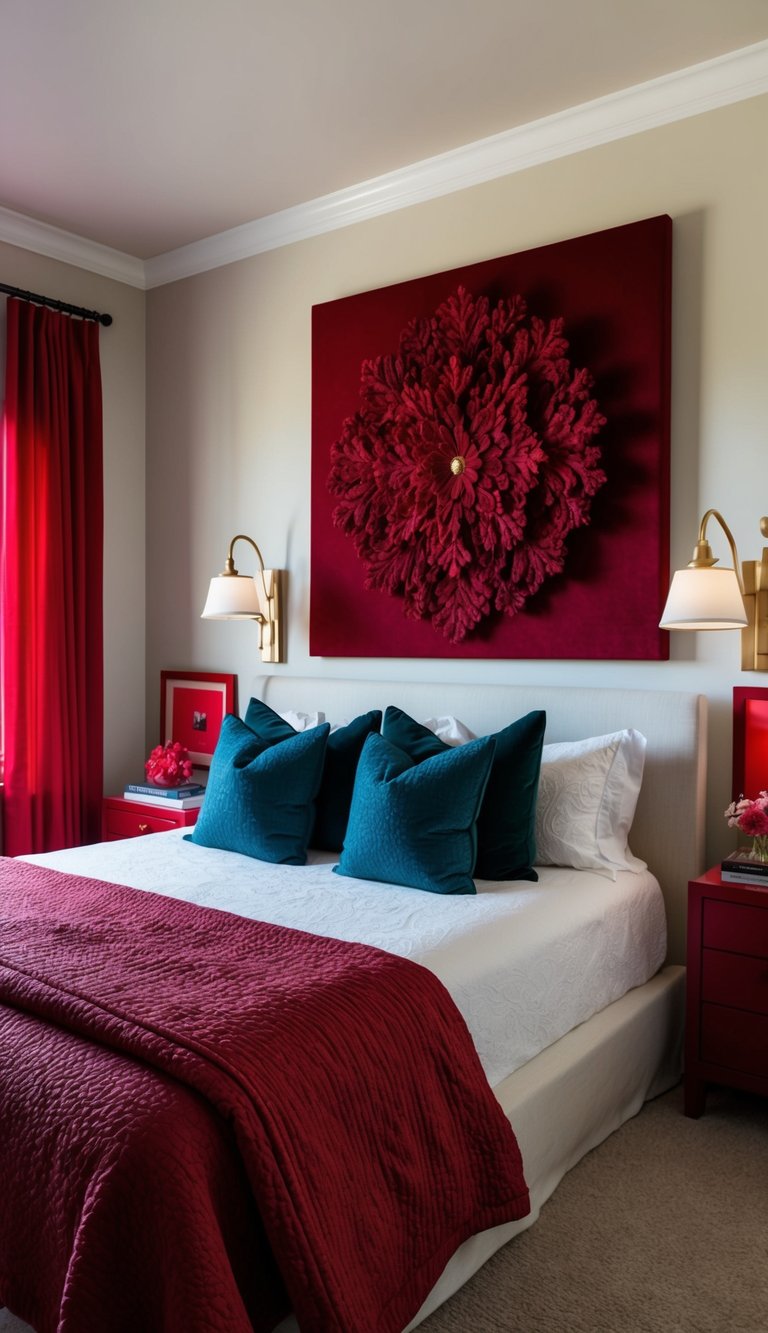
[0,281,112,326]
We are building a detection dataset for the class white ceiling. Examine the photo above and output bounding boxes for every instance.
[2,0,768,263]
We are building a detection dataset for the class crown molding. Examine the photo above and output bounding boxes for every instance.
[2,41,767,292]
[144,39,768,288]
[0,204,145,288]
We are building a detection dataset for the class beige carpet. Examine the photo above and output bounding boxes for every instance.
[420,1082,768,1333]
[2,1083,766,1333]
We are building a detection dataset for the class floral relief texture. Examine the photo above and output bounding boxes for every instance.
[328,286,607,642]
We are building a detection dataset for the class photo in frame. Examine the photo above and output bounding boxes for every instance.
[160,670,237,769]
[311,215,672,660]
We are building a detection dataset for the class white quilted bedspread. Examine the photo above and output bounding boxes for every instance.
[26,831,666,1089]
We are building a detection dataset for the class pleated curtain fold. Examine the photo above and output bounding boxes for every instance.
[1,297,104,855]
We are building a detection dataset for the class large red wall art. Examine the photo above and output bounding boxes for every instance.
[310,215,671,660]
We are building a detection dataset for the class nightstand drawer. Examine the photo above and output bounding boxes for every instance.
[686,871,768,1117]
[702,948,768,1015]
[105,807,183,838]
[703,900,768,958]
[701,1003,768,1077]
[102,799,201,840]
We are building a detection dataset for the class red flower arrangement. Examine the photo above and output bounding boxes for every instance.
[145,741,195,787]
[328,286,606,643]
[725,791,768,862]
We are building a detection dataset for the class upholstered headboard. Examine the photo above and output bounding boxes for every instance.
[254,677,707,964]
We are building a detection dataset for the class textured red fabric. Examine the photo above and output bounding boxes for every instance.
[0,860,530,1333]
[0,299,104,855]
[328,286,606,643]
[311,215,672,660]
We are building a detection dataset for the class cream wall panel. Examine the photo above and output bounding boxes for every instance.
[0,240,146,798]
[146,95,768,867]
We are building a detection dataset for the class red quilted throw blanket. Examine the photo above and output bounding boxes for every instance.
[0,860,529,1333]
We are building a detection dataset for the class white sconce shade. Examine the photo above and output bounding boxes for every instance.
[659,508,767,668]
[659,567,748,630]
[201,574,263,620]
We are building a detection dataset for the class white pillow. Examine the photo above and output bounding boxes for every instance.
[535,730,647,878]
[422,715,477,747]
[278,710,326,731]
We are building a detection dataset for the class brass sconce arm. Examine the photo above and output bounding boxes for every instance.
[687,509,746,596]
[221,534,270,620]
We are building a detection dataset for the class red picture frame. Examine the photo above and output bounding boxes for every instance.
[160,670,237,769]
[732,686,768,799]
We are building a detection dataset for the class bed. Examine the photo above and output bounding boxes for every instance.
[0,677,706,1333]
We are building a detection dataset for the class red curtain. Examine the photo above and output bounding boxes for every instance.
[1,298,104,855]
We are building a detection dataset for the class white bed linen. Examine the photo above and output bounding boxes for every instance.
[26,828,666,1090]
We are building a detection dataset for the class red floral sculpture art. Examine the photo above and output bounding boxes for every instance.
[328,286,607,642]
[145,741,195,787]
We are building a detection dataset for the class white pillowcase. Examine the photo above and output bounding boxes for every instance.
[278,711,362,735]
[535,730,647,878]
[284,712,476,744]
[422,715,477,746]
[278,710,326,731]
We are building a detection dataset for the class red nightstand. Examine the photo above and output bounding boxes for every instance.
[102,796,201,841]
[685,866,768,1117]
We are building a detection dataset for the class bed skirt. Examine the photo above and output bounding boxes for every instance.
[403,964,685,1329]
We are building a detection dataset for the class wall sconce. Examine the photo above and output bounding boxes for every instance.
[201,534,286,663]
[659,510,768,671]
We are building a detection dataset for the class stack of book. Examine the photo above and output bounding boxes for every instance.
[720,850,768,887]
[123,780,206,810]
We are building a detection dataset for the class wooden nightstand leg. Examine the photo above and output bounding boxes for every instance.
[684,1074,706,1119]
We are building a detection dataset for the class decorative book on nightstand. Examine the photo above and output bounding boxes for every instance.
[102,795,201,841]
[720,850,768,886]
[685,867,768,1118]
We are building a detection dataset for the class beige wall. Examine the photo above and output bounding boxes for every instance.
[146,94,768,867]
[0,241,146,796]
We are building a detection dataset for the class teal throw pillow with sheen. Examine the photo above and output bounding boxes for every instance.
[243,697,381,851]
[335,732,495,895]
[187,713,330,864]
[242,696,297,746]
[382,705,546,881]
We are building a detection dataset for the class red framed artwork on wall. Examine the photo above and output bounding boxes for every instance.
[733,686,768,799]
[160,670,237,769]
[310,215,672,660]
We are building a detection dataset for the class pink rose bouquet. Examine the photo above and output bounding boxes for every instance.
[724,791,768,861]
[145,740,194,787]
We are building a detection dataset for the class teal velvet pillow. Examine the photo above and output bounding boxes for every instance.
[242,696,297,746]
[187,713,330,864]
[243,698,382,851]
[335,732,495,895]
[382,705,546,881]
